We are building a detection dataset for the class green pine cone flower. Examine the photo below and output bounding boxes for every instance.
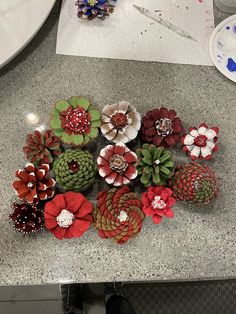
[49,96,101,146]
[136,144,174,186]
[53,149,97,191]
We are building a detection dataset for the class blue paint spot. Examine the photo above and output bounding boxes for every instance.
[226,26,230,30]
[226,58,236,72]
[234,25,236,33]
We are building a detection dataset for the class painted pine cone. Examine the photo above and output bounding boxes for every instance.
[53,149,97,191]
[136,144,174,186]
[94,186,145,244]
[76,0,113,20]
[9,202,43,234]
[141,107,183,147]
[170,163,219,205]
[23,130,62,165]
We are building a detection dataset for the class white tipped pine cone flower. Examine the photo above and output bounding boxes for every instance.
[97,143,138,186]
[101,101,141,144]
[181,123,219,160]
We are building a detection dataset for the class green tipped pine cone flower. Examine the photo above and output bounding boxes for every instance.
[53,149,97,191]
[170,162,219,205]
[136,144,174,186]
[49,96,101,146]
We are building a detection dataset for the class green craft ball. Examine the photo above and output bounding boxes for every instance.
[53,149,97,191]
[136,144,174,187]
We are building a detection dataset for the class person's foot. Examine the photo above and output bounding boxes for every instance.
[61,284,84,314]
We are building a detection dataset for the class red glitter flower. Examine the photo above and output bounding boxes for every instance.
[141,108,183,147]
[44,192,93,240]
[12,163,55,204]
[141,186,176,224]
[97,143,138,186]
[60,106,91,135]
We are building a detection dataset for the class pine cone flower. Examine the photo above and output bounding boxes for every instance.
[181,123,219,160]
[12,163,55,204]
[141,186,176,224]
[141,107,183,147]
[97,143,138,186]
[170,163,219,205]
[49,96,101,146]
[53,149,97,191]
[44,192,93,240]
[101,101,141,144]
[76,0,114,20]
[23,130,62,165]
[94,186,145,244]
[9,202,43,234]
[136,144,174,186]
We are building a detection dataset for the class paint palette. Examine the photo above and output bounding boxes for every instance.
[209,14,236,83]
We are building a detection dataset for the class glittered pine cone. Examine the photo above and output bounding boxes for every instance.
[53,149,97,191]
[49,96,101,146]
[12,163,55,204]
[93,186,145,244]
[170,163,219,205]
[141,107,183,147]
[23,130,62,165]
[76,0,113,20]
[9,202,43,234]
[136,144,174,186]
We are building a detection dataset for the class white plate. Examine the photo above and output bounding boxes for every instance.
[0,0,56,69]
[209,14,236,83]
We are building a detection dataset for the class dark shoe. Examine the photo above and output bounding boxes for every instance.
[61,284,83,314]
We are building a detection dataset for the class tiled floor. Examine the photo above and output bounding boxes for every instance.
[0,284,105,314]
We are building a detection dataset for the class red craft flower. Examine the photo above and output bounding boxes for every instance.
[141,186,176,224]
[12,163,55,204]
[141,107,183,147]
[97,143,138,186]
[44,192,93,240]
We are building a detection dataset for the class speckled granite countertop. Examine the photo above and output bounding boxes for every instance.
[0,3,235,285]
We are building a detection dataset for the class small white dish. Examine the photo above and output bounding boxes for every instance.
[209,14,236,83]
[0,0,56,70]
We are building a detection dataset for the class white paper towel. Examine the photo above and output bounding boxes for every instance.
[56,0,214,65]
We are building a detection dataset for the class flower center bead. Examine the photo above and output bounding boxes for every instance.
[155,118,173,137]
[117,210,129,222]
[109,154,128,173]
[194,135,208,147]
[151,196,166,209]
[27,182,34,188]
[110,112,128,129]
[56,209,74,228]
[88,0,97,5]
[68,160,80,173]
[62,106,91,134]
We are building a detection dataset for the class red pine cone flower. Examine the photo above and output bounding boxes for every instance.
[141,107,183,147]
[44,192,93,240]
[23,130,62,165]
[9,202,43,234]
[94,186,145,244]
[12,163,55,204]
[97,143,138,186]
[141,186,176,224]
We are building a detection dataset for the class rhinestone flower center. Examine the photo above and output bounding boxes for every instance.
[68,160,80,173]
[151,196,166,209]
[27,182,34,188]
[109,154,128,173]
[117,210,129,222]
[110,112,128,129]
[194,135,208,147]
[57,209,74,228]
[155,118,173,137]
[62,106,91,134]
